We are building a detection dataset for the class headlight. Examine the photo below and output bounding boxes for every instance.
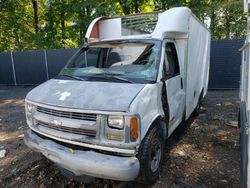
[26,102,36,113]
[27,103,33,113]
[25,102,35,125]
[108,115,124,129]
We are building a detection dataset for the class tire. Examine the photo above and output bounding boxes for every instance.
[192,91,203,117]
[238,108,241,129]
[192,99,201,117]
[238,108,241,144]
[137,125,164,184]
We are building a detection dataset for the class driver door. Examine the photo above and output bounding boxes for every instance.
[163,42,185,136]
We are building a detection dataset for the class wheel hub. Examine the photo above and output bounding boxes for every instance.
[150,141,162,172]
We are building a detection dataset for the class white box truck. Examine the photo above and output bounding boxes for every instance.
[24,7,210,184]
[240,38,250,188]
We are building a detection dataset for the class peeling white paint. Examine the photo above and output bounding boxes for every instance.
[59,91,71,101]
[58,80,70,84]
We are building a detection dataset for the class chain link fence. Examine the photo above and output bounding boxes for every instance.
[0,40,244,89]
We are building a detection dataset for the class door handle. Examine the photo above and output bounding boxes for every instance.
[180,77,183,89]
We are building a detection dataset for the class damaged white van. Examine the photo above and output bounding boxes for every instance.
[24,7,210,184]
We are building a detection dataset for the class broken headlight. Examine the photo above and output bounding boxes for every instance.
[27,103,33,113]
[25,102,36,125]
[26,102,36,113]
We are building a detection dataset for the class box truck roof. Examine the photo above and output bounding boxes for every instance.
[85,7,208,42]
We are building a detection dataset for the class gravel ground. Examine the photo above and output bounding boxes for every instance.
[0,86,240,188]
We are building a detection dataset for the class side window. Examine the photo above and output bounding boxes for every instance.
[86,48,100,67]
[164,43,180,78]
[106,50,122,67]
[69,48,100,68]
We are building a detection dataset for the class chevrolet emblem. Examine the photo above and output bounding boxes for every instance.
[51,119,62,126]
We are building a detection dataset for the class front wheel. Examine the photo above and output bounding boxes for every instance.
[137,125,164,184]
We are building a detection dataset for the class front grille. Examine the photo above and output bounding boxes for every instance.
[37,106,97,121]
[37,121,96,137]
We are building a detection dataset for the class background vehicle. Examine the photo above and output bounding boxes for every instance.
[240,1,250,187]
[24,7,210,184]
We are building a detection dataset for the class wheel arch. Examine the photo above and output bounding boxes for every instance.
[142,114,167,141]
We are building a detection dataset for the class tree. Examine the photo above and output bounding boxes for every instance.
[209,0,245,39]
[0,0,246,51]
[118,0,154,15]
[31,0,39,33]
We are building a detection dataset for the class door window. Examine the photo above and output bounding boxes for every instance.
[164,43,180,79]
[68,48,100,68]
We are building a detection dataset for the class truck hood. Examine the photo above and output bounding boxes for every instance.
[26,79,145,112]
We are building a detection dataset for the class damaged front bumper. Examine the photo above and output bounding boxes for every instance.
[24,129,140,181]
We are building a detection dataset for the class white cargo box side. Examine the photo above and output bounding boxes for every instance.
[185,15,211,119]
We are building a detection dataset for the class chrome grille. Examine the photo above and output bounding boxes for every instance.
[37,121,96,137]
[37,106,97,121]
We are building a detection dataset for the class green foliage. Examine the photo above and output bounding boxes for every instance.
[212,0,246,39]
[0,0,246,51]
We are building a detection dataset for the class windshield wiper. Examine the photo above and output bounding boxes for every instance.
[57,74,86,81]
[90,73,134,83]
[111,75,134,83]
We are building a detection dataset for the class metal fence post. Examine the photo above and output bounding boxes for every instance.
[44,50,49,80]
[10,52,17,86]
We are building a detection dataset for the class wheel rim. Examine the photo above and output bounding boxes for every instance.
[150,140,162,173]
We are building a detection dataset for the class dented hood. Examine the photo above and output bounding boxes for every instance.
[26,79,145,112]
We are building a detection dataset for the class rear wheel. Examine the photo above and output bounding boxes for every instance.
[137,125,164,184]
[192,91,203,117]
[192,99,201,117]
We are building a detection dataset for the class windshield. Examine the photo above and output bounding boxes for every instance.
[59,40,161,83]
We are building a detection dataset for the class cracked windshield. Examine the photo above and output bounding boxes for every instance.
[60,41,161,83]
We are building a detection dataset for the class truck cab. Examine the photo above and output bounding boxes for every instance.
[24,7,210,184]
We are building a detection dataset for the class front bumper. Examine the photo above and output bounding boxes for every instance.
[24,130,140,181]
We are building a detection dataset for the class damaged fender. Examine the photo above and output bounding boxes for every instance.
[129,82,166,140]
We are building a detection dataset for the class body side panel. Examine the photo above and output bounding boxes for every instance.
[185,16,210,119]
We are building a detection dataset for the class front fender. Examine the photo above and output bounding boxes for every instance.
[129,82,165,140]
